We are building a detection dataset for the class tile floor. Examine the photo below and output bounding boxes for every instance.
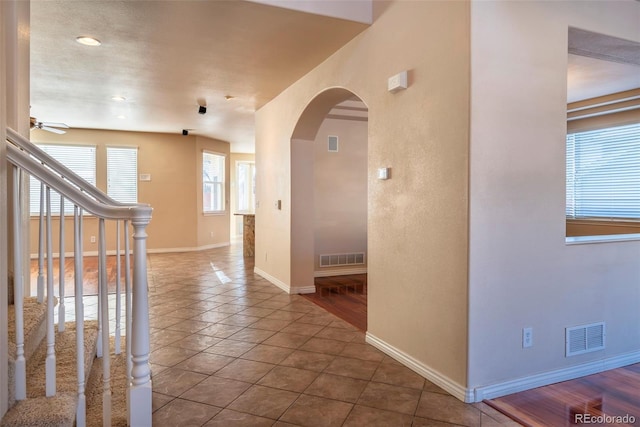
[141,244,519,426]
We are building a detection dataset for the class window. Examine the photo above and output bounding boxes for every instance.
[566,122,640,219]
[107,146,138,203]
[236,161,255,212]
[203,151,225,213]
[29,144,96,215]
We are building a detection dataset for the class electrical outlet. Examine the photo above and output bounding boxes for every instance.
[523,327,533,348]
[90,236,96,243]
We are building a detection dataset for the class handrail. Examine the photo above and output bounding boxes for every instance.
[6,127,145,208]
[6,143,152,221]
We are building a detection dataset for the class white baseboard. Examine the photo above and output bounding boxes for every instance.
[314,267,367,277]
[254,267,290,293]
[253,268,316,295]
[473,350,640,402]
[29,242,231,259]
[365,332,474,403]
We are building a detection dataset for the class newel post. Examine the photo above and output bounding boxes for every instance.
[128,210,152,427]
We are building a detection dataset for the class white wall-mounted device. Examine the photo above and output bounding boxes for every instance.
[388,70,408,93]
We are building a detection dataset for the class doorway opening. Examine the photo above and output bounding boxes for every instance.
[290,88,368,330]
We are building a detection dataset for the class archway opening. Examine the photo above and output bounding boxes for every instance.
[290,88,369,330]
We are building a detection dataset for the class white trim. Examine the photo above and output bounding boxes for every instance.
[254,267,290,293]
[314,267,367,277]
[365,332,474,403]
[29,242,231,258]
[291,285,316,294]
[473,350,640,402]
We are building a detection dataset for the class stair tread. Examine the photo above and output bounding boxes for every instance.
[2,321,99,427]
[7,297,47,361]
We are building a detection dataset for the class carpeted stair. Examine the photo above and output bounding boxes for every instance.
[2,299,109,427]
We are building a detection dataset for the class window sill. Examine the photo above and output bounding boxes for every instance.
[565,233,640,245]
[203,211,226,216]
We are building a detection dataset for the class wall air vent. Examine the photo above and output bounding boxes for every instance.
[566,322,605,357]
[328,135,339,152]
[320,252,365,267]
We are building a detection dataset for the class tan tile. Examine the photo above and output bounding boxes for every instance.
[263,331,311,349]
[280,350,336,372]
[257,365,319,392]
[227,385,299,419]
[281,394,353,427]
[163,306,208,319]
[217,314,261,327]
[412,417,462,426]
[265,310,306,321]
[297,313,336,326]
[240,344,294,364]
[228,327,276,343]
[206,295,240,304]
[174,352,235,375]
[192,310,233,323]
[152,392,174,412]
[371,361,425,389]
[423,379,450,395]
[166,319,212,334]
[315,327,358,342]
[304,373,368,403]
[199,323,245,338]
[152,398,220,426]
[324,356,380,380]
[210,303,247,314]
[357,382,422,415]
[150,329,191,348]
[150,346,199,367]
[415,392,482,427]
[249,318,292,332]
[280,301,317,313]
[238,307,276,317]
[214,358,275,383]
[172,333,222,351]
[280,322,325,336]
[152,368,207,396]
[181,376,251,407]
[204,339,256,357]
[253,299,291,310]
[340,342,385,362]
[300,337,348,355]
[203,409,274,427]
[343,405,413,427]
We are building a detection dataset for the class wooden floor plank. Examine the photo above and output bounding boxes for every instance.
[303,274,367,331]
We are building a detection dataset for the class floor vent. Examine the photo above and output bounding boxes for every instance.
[566,322,605,357]
[319,252,365,267]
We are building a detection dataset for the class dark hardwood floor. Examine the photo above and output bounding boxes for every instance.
[487,363,640,426]
[303,274,367,331]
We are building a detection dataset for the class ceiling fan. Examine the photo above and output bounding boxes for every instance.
[30,116,69,134]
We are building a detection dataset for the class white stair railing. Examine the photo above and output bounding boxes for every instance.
[5,127,153,426]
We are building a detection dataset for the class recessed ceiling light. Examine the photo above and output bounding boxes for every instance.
[117,115,126,119]
[111,96,126,102]
[76,36,101,46]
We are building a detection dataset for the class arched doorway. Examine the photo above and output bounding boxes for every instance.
[290,88,369,330]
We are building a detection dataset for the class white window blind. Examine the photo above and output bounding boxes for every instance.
[107,146,138,203]
[566,122,640,219]
[29,144,96,215]
[203,152,225,213]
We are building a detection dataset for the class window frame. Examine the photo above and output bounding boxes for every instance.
[202,150,226,214]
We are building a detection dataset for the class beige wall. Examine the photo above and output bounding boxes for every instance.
[313,118,367,272]
[29,128,230,254]
[256,0,470,391]
[468,0,640,395]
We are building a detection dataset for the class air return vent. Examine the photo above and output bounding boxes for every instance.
[566,322,605,357]
[319,252,365,267]
[328,135,339,152]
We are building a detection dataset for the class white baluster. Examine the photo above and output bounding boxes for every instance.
[125,221,132,373]
[12,167,26,400]
[124,220,132,417]
[58,196,65,332]
[115,221,121,354]
[45,187,56,397]
[128,217,152,427]
[37,182,45,303]
[74,207,86,426]
[99,219,112,426]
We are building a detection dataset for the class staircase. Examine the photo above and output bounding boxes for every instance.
[2,128,153,426]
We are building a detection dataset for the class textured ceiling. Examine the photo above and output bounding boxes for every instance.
[30,0,370,152]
